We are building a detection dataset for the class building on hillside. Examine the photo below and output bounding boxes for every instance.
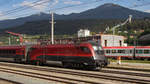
[78,29,90,37]
[101,34,125,47]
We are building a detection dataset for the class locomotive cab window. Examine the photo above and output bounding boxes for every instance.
[93,46,104,54]
[80,47,91,53]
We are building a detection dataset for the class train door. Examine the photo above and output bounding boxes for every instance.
[133,47,136,59]
[25,45,34,62]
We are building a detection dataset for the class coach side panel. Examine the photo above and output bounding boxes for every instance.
[28,46,94,65]
[0,48,25,62]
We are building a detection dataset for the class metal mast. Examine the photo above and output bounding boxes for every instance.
[51,12,54,44]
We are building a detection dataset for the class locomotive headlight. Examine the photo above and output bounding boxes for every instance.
[93,46,98,51]
[84,63,88,65]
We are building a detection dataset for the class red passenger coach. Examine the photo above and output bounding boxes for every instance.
[0,46,25,62]
[103,46,134,58]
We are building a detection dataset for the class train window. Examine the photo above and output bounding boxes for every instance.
[3,50,8,54]
[0,50,3,54]
[12,50,16,54]
[128,50,132,54]
[0,50,4,54]
[112,50,117,53]
[7,50,11,54]
[136,50,143,54]
[136,50,138,53]
[0,50,16,54]
[80,47,91,53]
[118,50,121,53]
[118,50,125,53]
[106,50,111,53]
[130,50,133,53]
[0,50,1,53]
[125,50,128,54]
[144,50,149,54]
[8,50,12,54]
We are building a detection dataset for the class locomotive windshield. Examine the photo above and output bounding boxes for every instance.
[93,46,102,51]
[93,46,104,54]
[87,41,104,54]
[87,41,105,60]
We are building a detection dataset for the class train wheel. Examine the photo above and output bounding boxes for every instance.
[62,62,70,68]
[93,66,102,71]
[36,61,43,66]
[73,63,84,68]
[14,58,22,63]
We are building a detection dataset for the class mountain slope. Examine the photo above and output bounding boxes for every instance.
[0,19,120,35]
[0,3,150,29]
[1,19,150,35]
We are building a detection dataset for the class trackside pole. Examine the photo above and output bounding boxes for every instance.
[117,56,121,65]
[51,12,54,44]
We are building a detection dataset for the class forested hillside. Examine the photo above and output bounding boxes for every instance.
[0,19,150,35]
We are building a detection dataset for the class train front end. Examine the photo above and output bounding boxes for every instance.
[88,41,109,69]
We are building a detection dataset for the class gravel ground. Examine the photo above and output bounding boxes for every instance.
[0,79,15,84]
[0,71,60,84]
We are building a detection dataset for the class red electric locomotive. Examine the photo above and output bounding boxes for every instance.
[27,41,109,70]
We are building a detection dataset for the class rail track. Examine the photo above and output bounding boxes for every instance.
[0,78,21,84]
[0,62,150,84]
[107,66,150,72]
[0,66,101,84]
[101,68,150,77]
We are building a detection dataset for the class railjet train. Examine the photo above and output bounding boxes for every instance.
[0,41,109,70]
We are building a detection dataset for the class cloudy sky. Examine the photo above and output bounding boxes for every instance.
[0,0,150,20]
